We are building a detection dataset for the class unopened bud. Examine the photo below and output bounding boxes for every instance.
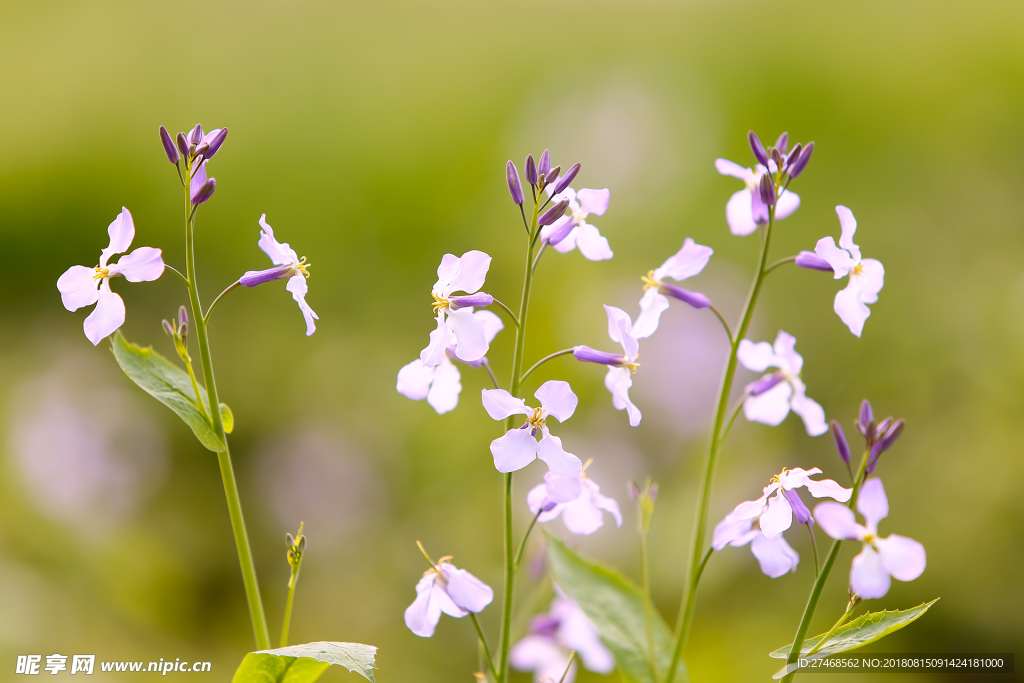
[189,123,204,145]
[775,132,789,154]
[162,319,175,336]
[786,143,802,169]
[524,153,537,185]
[648,483,659,502]
[194,142,210,158]
[830,420,850,464]
[771,147,785,167]
[795,251,834,272]
[538,149,551,176]
[789,141,814,178]
[857,399,874,435]
[545,165,561,185]
[449,293,494,310]
[876,417,893,436]
[204,128,228,159]
[876,418,905,453]
[573,345,626,366]
[553,162,581,195]
[506,160,524,205]
[178,305,189,329]
[159,125,180,164]
[865,420,878,442]
[539,198,569,226]
[748,130,769,166]
[192,178,216,205]
[298,535,306,551]
[628,481,641,500]
[175,132,189,158]
[285,533,295,548]
[758,174,776,207]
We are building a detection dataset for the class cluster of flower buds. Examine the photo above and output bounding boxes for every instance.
[161,305,190,363]
[285,523,306,586]
[506,148,581,215]
[830,400,905,474]
[748,131,815,183]
[158,124,227,205]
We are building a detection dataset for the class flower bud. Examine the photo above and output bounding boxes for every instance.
[789,141,814,178]
[782,487,813,524]
[865,442,883,475]
[865,420,878,442]
[795,251,834,272]
[506,160,524,205]
[159,125,179,164]
[648,483,659,502]
[573,345,626,366]
[876,418,905,453]
[194,142,210,159]
[524,153,537,185]
[771,147,785,168]
[758,174,776,207]
[449,293,494,310]
[747,372,784,397]
[658,282,711,309]
[285,532,295,548]
[538,149,551,176]
[830,420,850,464]
[628,481,641,501]
[192,178,216,205]
[876,417,893,436]
[748,130,769,166]
[162,319,175,336]
[553,162,581,195]
[539,198,569,226]
[298,535,306,551]
[240,264,296,287]
[775,132,789,154]
[178,305,189,329]
[545,165,561,185]
[189,123,204,145]
[205,128,228,159]
[785,143,802,169]
[175,132,189,158]
[857,399,874,435]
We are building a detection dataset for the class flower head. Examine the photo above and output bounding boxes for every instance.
[737,331,827,436]
[725,467,851,541]
[396,310,503,414]
[421,251,494,367]
[404,556,493,637]
[814,206,884,337]
[540,185,613,261]
[712,514,800,578]
[633,238,713,339]
[573,305,642,426]
[57,207,164,345]
[526,464,622,536]
[511,594,614,683]
[714,158,800,236]
[240,214,318,336]
[482,381,583,476]
[815,478,926,599]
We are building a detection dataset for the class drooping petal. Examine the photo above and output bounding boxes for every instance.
[286,275,318,336]
[446,250,491,296]
[813,502,859,540]
[527,483,558,520]
[396,359,435,401]
[814,236,856,279]
[557,599,615,674]
[420,315,451,367]
[725,189,758,236]
[189,160,209,204]
[802,477,852,502]
[432,253,461,295]
[850,546,891,599]
[83,280,126,346]
[535,380,578,423]
[589,482,623,528]
[655,238,714,282]
[604,305,632,345]
[835,205,860,259]
[536,432,583,477]
[790,382,828,436]
[481,389,530,421]
[574,223,613,261]
[100,207,135,266]
[475,309,505,345]
[426,358,461,414]
[605,367,641,426]
[743,380,794,426]
[856,478,889,531]
[759,490,793,539]
[750,532,800,578]
[774,189,801,220]
[877,534,926,582]
[404,574,443,637]
[109,246,164,282]
[440,564,494,613]
[57,265,100,311]
[726,490,772,523]
[712,515,755,550]
[559,496,605,535]
[834,281,871,337]
[772,330,802,374]
[632,288,670,339]
[545,472,585,504]
[855,258,885,304]
[256,215,300,266]
[736,339,779,372]
[715,158,754,182]
[490,429,539,473]
[446,307,488,362]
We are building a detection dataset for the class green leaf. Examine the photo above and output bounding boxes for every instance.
[545,531,675,683]
[110,331,224,452]
[770,599,939,679]
[231,642,378,683]
[220,402,234,434]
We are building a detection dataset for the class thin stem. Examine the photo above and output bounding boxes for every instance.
[557,651,577,683]
[182,354,209,420]
[514,509,543,571]
[204,280,241,323]
[519,348,575,386]
[806,521,820,577]
[707,304,734,346]
[664,207,778,683]
[640,529,657,682]
[765,255,797,275]
[280,554,303,648]
[491,298,521,328]
[470,613,498,681]
[805,602,855,658]
[519,204,529,234]
[165,264,189,285]
[693,548,713,588]
[481,358,500,390]
[718,398,745,445]
[531,240,548,275]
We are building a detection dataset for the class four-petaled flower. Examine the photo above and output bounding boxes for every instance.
[396,310,503,414]
[573,305,643,426]
[527,465,622,536]
[404,557,494,638]
[737,331,828,436]
[633,237,714,339]
[725,467,851,541]
[814,478,926,599]
[715,159,800,236]
[421,251,494,367]
[482,381,583,477]
[712,514,800,578]
[814,206,885,337]
[57,207,165,345]
[510,594,614,683]
[540,186,613,261]
[240,214,318,336]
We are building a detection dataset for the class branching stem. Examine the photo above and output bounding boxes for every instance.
[519,348,575,386]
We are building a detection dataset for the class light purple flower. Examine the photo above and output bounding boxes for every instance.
[57,207,164,346]
[396,310,503,414]
[725,467,851,541]
[814,478,926,599]
[420,251,493,367]
[814,206,885,337]
[712,514,800,578]
[404,558,494,638]
[602,305,642,426]
[511,595,614,683]
[540,185,613,261]
[240,214,318,336]
[527,468,622,536]
[633,237,714,339]
[737,331,827,436]
[481,381,583,477]
[715,158,801,236]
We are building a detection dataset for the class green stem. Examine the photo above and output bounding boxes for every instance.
[514,509,543,571]
[183,165,271,650]
[204,280,240,323]
[707,304,734,346]
[641,529,658,682]
[280,557,302,648]
[806,521,820,577]
[519,348,574,386]
[557,651,577,683]
[765,255,797,275]
[664,208,778,683]
[805,602,855,658]
[470,613,498,681]
[182,354,209,420]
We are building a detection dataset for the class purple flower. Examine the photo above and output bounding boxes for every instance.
[540,184,613,261]
[404,558,494,637]
[633,237,714,339]
[481,381,583,477]
[795,251,834,272]
[511,595,614,683]
[737,331,828,436]
[724,466,851,542]
[714,158,801,236]
[57,208,165,345]
[527,469,622,536]
[712,514,800,578]
[239,215,318,336]
[813,206,884,337]
[396,311,503,414]
[600,305,642,426]
[814,478,926,599]
[420,251,494,367]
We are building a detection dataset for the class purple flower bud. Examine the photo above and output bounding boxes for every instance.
[573,345,626,366]
[789,141,814,178]
[176,132,189,158]
[747,372,784,397]
[771,147,785,167]
[830,420,850,464]
[796,251,834,272]
[782,487,813,525]
[191,178,216,204]
[178,305,189,329]
[539,198,569,226]
[240,264,296,287]
[449,293,494,310]
[525,154,537,185]
[530,614,560,637]
[546,218,575,246]
[748,130,769,166]
[876,417,893,436]
[553,162,581,195]
[162,319,175,336]
[159,125,179,164]
[538,149,551,176]
[857,399,874,435]
[189,123,204,145]
[865,420,878,442]
[876,418,905,453]
[628,481,641,500]
[658,282,711,309]
[785,143,802,169]
[758,174,776,207]
[545,165,561,184]
[194,142,210,159]
[865,442,883,475]
[775,132,789,154]
[205,128,228,159]
[506,160,524,205]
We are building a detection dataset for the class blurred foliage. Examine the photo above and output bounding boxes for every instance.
[1,1,1022,681]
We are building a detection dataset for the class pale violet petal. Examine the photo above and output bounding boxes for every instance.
[736,339,779,372]
[835,205,860,258]
[510,635,569,681]
[110,247,164,282]
[750,532,800,578]
[83,280,125,346]
[286,275,318,336]
[834,281,871,337]
[544,471,583,504]
[420,315,451,367]
[656,238,714,282]
[536,433,583,477]
[618,320,639,362]
[552,224,580,254]
[576,188,609,216]
[813,502,859,540]
[603,305,633,345]
[396,359,435,401]
[743,381,794,426]
[605,367,641,426]
[101,207,135,266]
[574,223,613,261]
[712,515,754,550]
[632,288,669,340]
[433,253,461,295]
[426,358,461,414]
[490,429,538,473]
[446,307,488,362]
[589,482,623,528]
[446,250,491,295]
[481,389,530,420]
[527,483,550,516]
[855,258,885,303]
[474,309,505,345]
[877,534,926,582]
[559,495,606,535]
[189,161,208,205]
[726,492,771,523]
[535,380,578,423]
[803,477,852,502]
[57,265,100,311]
[790,385,828,436]
[714,158,754,182]
[772,331,802,374]
[257,214,299,265]
[440,564,493,613]
[759,490,793,539]
[404,574,443,637]
[850,546,891,599]
[857,478,889,531]
[774,189,801,220]
[558,598,615,674]
[814,236,856,279]
[725,189,758,236]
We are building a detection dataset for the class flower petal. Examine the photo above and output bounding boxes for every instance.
[813,502,859,540]
[604,305,633,345]
[774,189,801,220]
[432,253,461,295]
[725,189,758,236]
[605,367,641,426]
[490,428,538,473]
[850,546,891,599]
[726,491,771,523]
[189,161,209,204]
[655,238,714,282]
[83,280,125,346]
[481,389,530,420]
[475,309,505,345]
[420,315,451,367]
[559,496,605,535]
[110,247,164,282]
[426,358,461,414]
[557,599,615,674]
[715,158,754,182]
[834,281,871,337]
[772,331,802,374]
[803,476,852,502]
[286,275,318,336]
[100,207,135,266]
[447,250,491,295]
[510,635,569,680]
[440,564,494,613]
[743,381,794,426]
[576,187,610,216]
[835,205,860,258]
[790,382,828,436]
[588,479,623,528]
[544,471,584,504]
[404,574,443,637]
[877,534,926,582]
[814,236,855,279]
[855,258,885,303]
[57,265,100,311]
[759,490,793,539]
[396,359,435,401]
[536,433,583,477]
[535,380,578,423]
[632,288,669,340]
[713,515,755,550]
[857,478,889,531]
[446,307,488,362]
[257,214,299,265]
[574,223,613,261]
[750,532,800,578]
[736,339,779,372]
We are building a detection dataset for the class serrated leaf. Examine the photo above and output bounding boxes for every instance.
[231,642,377,683]
[770,599,939,679]
[545,531,676,683]
[220,402,234,434]
[110,331,224,452]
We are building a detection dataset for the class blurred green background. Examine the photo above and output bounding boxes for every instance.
[1,0,1021,680]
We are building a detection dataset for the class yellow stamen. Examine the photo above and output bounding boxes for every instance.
[432,292,449,314]
[641,270,660,291]
[624,352,640,374]
[852,263,864,276]
[294,256,311,278]
[93,267,110,280]
[770,467,790,485]
[525,406,547,431]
